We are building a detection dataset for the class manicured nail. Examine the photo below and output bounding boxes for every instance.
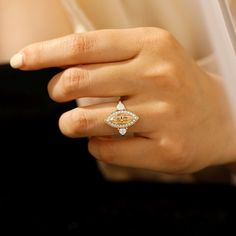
[10,53,24,68]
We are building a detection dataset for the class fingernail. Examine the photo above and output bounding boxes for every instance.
[10,53,24,68]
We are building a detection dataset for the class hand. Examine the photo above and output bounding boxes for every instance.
[11,27,236,174]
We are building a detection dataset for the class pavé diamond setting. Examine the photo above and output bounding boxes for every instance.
[105,101,139,135]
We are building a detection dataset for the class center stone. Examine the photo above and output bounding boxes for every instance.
[110,113,133,125]
[105,110,139,129]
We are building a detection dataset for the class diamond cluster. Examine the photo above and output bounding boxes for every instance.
[105,110,139,129]
[105,101,139,135]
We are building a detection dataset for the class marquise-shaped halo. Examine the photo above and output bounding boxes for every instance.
[105,101,139,135]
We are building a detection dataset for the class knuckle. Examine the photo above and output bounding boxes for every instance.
[96,141,116,164]
[152,102,173,119]
[70,109,90,134]
[144,63,183,90]
[151,102,182,123]
[160,137,190,172]
[62,68,90,96]
[158,29,177,46]
[139,27,179,52]
[162,64,184,89]
[138,27,175,45]
[150,102,184,127]
[69,34,96,56]
[164,63,180,79]
[138,27,161,49]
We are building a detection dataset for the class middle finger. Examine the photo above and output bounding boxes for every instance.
[48,60,141,102]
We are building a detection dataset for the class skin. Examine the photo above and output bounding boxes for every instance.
[12,27,236,174]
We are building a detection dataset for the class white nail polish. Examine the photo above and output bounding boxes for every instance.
[10,53,24,68]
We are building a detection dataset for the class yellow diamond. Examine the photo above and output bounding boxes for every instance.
[105,111,139,128]
[110,113,133,125]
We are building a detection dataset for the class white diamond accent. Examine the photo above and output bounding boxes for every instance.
[119,128,127,135]
[117,101,125,111]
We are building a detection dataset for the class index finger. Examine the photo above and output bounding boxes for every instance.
[10,28,142,70]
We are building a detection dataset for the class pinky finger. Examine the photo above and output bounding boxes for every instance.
[88,136,155,170]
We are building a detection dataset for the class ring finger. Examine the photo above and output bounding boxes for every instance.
[58,101,159,138]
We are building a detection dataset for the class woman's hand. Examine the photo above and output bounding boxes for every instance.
[11,27,236,174]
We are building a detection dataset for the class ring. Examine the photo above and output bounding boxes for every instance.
[105,101,139,135]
